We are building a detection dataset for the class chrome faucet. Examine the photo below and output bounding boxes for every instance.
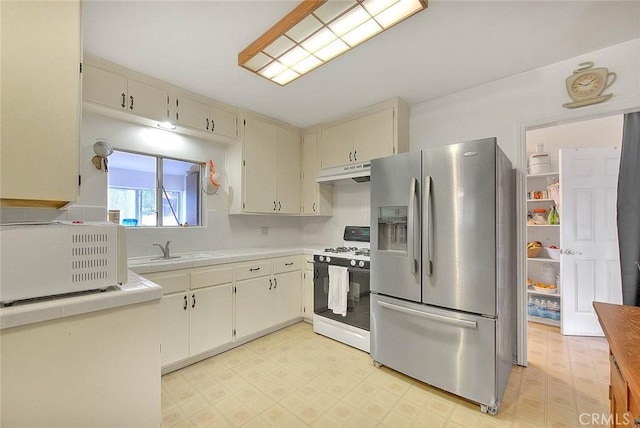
[153,241,171,259]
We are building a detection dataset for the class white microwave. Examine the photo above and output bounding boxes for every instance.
[0,222,127,304]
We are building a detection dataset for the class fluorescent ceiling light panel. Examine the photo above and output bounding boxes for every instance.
[238,0,427,86]
[362,0,400,16]
[315,39,349,61]
[301,28,337,53]
[260,61,286,79]
[286,15,323,42]
[314,1,357,23]
[342,19,383,47]
[329,6,371,36]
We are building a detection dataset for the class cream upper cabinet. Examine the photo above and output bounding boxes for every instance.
[353,108,394,162]
[320,120,354,169]
[318,99,409,169]
[1,0,81,207]
[237,115,301,214]
[83,65,169,122]
[211,106,238,139]
[276,127,302,214]
[243,117,278,213]
[301,131,333,215]
[175,96,238,139]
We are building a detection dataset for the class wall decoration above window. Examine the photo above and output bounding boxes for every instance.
[239,0,427,86]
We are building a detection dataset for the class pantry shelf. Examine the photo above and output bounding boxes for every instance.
[527,315,560,327]
[527,257,560,263]
[526,199,554,203]
[526,172,559,178]
[527,224,560,227]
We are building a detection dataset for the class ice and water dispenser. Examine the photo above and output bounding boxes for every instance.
[377,206,408,252]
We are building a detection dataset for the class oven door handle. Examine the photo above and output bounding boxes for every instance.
[346,267,370,274]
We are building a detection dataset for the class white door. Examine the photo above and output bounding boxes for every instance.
[560,147,621,336]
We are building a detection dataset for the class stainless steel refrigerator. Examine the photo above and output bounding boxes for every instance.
[370,137,515,415]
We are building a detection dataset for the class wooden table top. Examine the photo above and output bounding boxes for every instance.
[594,301,640,400]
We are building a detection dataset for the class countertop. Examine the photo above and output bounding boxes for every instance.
[593,301,640,401]
[127,245,326,274]
[0,271,162,330]
[1,245,327,330]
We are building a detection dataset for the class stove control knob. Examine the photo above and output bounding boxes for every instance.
[358,260,365,268]
[319,256,324,262]
[326,256,331,263]
[350,259,356,267]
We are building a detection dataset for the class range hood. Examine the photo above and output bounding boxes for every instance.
[316,161,371,184]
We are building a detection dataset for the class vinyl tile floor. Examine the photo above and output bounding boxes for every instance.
[161,321,611,427]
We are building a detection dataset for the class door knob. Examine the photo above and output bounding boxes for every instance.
[562,248,583,256]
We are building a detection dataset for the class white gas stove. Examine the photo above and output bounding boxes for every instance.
[312,226,371,352]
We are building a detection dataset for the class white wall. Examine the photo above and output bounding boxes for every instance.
[410,39,640,164]
[1,112,303,256]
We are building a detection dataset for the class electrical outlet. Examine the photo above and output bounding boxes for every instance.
[261,226,268,236]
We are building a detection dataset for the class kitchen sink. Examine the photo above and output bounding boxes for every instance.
[128,251,224,266]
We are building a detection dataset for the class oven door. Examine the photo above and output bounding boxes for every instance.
[313,263,370,331]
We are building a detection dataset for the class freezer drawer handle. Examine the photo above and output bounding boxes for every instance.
[408,177,418,274]
[377,301,478,329]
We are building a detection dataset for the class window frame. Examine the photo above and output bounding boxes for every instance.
[107,149,204,228]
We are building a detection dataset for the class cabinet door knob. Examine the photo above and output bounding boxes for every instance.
[206,118,209,130]
[349,151,352,162]
[273,277,277,288]
[354,150,357,161]
[269,278,273,290]
[211,120,215,132]
[278,201,282,211]
[192,293,196,309]
[273,201,277,211]
[129,95,134,110]
[313,202,316,212]
[183,295,188,311]
[121,92,126,109]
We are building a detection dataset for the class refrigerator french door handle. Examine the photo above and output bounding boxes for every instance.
[424,176,433,276]
[377,300,477,329]
[408,177,418,274]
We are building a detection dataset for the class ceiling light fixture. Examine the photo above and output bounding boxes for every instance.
[238,0,427,86]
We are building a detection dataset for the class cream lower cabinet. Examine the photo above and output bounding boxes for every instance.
[145,264,233,368]
[1,0,81,207]
[301,256,314,321]
[234,256,302,339]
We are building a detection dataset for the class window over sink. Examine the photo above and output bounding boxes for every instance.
[107,150,202,227]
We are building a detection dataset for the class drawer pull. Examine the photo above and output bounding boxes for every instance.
[285,262,294,266]
[249,267,260,272]
[378,300,478,329]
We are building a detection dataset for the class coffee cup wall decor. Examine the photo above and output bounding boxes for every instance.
[563,61,616,109]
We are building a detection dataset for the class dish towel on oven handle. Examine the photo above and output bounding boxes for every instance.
[328,265,349,317]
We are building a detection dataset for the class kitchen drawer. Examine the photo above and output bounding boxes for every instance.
[235,260,272,281]
[190,265,233,290]
[273,256,301,274]
[143,271,189,295]
[611,355,629,411]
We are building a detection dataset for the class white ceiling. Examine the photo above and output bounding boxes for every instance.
[83,1,640,129]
